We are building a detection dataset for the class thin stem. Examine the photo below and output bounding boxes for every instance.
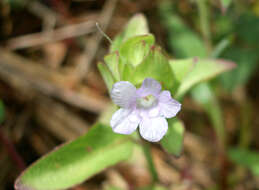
[210,36,232,58]
[197,0,212,53]
[142,142,159,183]
[96,22,113,44]
[138,132,158,183]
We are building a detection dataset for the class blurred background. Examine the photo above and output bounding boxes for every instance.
[0,0,259,189]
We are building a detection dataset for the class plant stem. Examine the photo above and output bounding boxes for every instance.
[139,133,158,183]
[210,36,232,58]
[197,0,212,53]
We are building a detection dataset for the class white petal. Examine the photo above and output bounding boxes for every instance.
[139,117,168,142]
[148,106,160,117]
[110,108,130,127]
[110,108,140,135]
[111,81,137,108]
[159,90,181,118]
[137,78,161,97]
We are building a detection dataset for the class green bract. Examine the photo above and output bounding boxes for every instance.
[120,35,155,67]
[110,14,149,52]
[98,13,235,157]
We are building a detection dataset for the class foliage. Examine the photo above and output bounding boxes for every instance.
[228,148,259,176]
[15,13,235,190]
[159,0,259,181]
[160,118,184,157]
[218,13,259,91]
[15,123,134,190]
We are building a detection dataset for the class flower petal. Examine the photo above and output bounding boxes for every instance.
[110,108,140,135]
[111,81,137,108]
[159,90,181,118]
[139,117,168,142]
[148,106,160,118]
[137,78,161,97]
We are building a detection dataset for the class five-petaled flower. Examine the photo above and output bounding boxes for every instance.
[110,78,181,142]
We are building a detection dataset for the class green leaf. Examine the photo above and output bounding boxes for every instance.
[169,58,196,83]
[218,14,259,91]
[0,100,4,124]
[159,2,207,58]
[161,118,185,156]
[191,83,225,144]
[175,59,236,99]
[213,15,234,39]
[15,123,134,190]
[236,13,259,45]
[125,46,177,91]
[219,47,259,91]
[120,35,155,67]
[104,51,121,81]
[98,62,116,91]
[111,14,149,52]
[228,148,259,176]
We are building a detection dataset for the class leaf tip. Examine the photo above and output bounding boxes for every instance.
[217,59,236,70]
[14,178,34,190]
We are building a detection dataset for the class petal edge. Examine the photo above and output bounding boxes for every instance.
[159,91,181,118]
[110,108,140,135]
[137,78,161,97]
[139,117,168,142]
[111,81,137,108]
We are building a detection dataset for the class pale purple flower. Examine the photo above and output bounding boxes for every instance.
[110,78,181,142]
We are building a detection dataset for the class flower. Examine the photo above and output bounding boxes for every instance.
[110,78,181,142]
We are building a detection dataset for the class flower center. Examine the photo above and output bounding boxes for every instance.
[137,94,157,109]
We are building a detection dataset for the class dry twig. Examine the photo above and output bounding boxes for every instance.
[6,21,96,50]
[74,0,118,81]
[36,97,89,141]
[0,49,109,113]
